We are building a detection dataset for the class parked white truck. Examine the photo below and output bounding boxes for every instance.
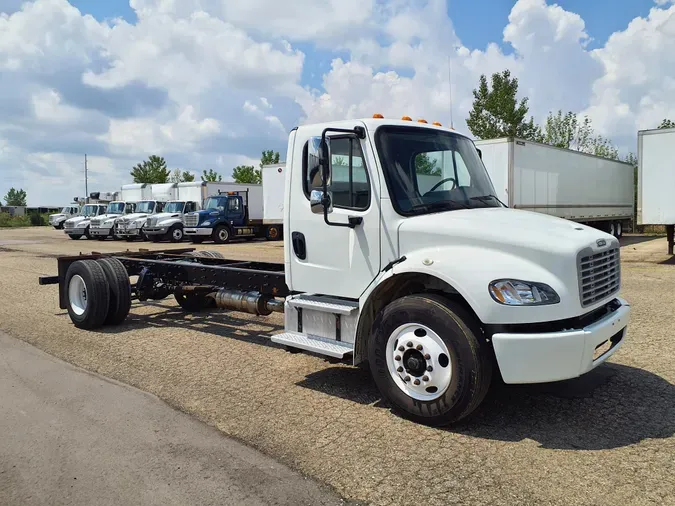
[144,182,241,243]
[637,126,675,254]
[63,204,109,240]
[473,138,634,238]
[40,116,631,426]
[48,204,81,229]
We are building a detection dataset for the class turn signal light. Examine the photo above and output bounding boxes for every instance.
[401,115,412,121]
[373,113,384,118]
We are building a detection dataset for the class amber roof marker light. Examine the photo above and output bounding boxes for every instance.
[401,115,412,121]
[373,113,384,118]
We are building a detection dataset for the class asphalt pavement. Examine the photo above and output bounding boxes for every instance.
[0,332,350,506]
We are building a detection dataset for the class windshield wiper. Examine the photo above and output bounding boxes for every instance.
[410,200,470,212]
[470,194,508,207]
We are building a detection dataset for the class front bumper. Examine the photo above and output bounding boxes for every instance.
[64,228,86,235]
[89,228,112,237]
[117,228,141,237]
[492,298,631,384]
[184,227,213,236]
[144,227,168,236]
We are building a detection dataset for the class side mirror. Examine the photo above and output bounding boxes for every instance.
[307,136,331,190]
[476,148,482,160]
[310,189,333,215]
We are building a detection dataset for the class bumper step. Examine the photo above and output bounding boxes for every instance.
[271,332,353,358]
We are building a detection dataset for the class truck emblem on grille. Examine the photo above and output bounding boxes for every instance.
[596,239,606,247]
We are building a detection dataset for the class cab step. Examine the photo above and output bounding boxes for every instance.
[271,332,354,359]
[287,295,359,315]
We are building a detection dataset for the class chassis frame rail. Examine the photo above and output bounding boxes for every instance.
[38,247,288,310]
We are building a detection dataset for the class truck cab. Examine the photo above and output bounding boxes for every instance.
[63,204,108,240]
[49,205,80,229]
[89,201,136,240]
[115,200,166,241]
[144,200,200,242]
[184,192,250,244]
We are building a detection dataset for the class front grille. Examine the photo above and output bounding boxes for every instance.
[147,217,157,227]
[578,247,620,307]
[90,219,102,227]
[185,214,199,227]
[64,221,75,229]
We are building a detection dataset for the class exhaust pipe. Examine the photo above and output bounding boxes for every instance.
[211,289,284,316]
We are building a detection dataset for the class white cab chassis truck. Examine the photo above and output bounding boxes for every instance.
[49,204,81,229]
[474,137,634,238]
[40,117,631,426]
[144,182,204,242]
[63,204,109,240]
[637,127,675,254]
[89,201,137,240]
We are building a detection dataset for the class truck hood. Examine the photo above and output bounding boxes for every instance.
[49,213,66,220]
[397,207,617,262]
[150,212,181,223]
[92,213,122,223]
[65,216,87,225]
[118,212,149,222]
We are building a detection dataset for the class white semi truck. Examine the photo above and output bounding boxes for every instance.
[473,137,634,238]
[40,116,631,426]
[637,126,675,254]
[89,201,137,240]
[48,204,81,229]
[144,182,248,243]
[115,183,176,241]
[63,204,109,240]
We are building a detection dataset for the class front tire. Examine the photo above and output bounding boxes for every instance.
[64,260,110,329]
[368,294,493,426]
[213,225,231,244]
[169,224,184,243]
[69,234,82,240]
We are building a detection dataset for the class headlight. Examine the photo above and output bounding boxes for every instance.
[489,279,559,306]
[202,221,211,226]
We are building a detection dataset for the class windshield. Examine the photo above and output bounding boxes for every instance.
[61,207,71,214]
[107,202,125,214]
[164,201,185,213]
[81,205,98,217]
[374,126,500,215]
[135,201,156,214]
[203,197,228,211]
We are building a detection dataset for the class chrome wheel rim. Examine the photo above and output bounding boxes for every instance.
[68,275,88,316]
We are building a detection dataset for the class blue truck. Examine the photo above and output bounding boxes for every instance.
[183,169,285,244]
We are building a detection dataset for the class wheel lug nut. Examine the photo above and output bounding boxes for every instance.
[395,355,401,361]
[398,346,404,352]
[413,379,420,385]
[403,376,411,382]
[423,375,429,382]
[427,366,433,372]
[406,341,413,347]
[416,344,423,350]
[424,354,431,360]
[397,366,404,373]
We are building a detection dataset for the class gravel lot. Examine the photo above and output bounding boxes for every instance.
[1,228,673,506]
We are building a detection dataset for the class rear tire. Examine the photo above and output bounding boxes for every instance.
[615,221,623,239]
[188,250,224,259]
[64,260,110,330]
[213,225,231,244]
[368,294,493,426]
[265,225,281,241]
[84,226,91,239]
[97,257,132,325]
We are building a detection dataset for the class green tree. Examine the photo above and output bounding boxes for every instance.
[231,165,259,184]
[658,119,675,129]
[540,110,619,159]
[624,152,638,223]
[130,155,170,183]
[3,188,27,206]
[260,150,281,168]
[415,153,441,176]
[201,169,223,182]
[466,70,539,140]
[169,168,195,183]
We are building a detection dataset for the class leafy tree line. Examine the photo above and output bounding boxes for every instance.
[3,188,27,206]
[131,150,283,185]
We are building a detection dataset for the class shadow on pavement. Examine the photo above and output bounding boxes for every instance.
[620,235,662,247]
[297,363,674,450]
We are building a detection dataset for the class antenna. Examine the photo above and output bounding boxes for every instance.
[84,154,88,204]
[447,55,454,129]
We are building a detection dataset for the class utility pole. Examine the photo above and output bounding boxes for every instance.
[84,154,88,203]
[447,55,454,130]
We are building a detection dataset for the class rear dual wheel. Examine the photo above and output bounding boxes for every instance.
[368,294,493,426]
[65,258,131,329]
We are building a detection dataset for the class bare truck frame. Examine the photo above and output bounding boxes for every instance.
[39,248,290,329]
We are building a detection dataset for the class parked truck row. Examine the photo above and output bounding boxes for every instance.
[41,115,631,427]
[59,166,285,244]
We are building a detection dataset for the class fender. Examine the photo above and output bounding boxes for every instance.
[352,245,573,365]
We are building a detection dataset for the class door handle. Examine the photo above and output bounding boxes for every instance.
[292,232,306,260]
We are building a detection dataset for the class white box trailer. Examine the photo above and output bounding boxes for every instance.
[150,183,178,201]
[120,184,152,202]
[472,138,634,238]
[637,127,675,253]
[262,163,285,224]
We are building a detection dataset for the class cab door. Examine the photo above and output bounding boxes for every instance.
[287,122,381,299]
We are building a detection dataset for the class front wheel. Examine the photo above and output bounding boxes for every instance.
[169,224,184,243]
[213,225,231,244]
[69,234,82,240]
[368,294,493,426]
[53,223,63,230]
